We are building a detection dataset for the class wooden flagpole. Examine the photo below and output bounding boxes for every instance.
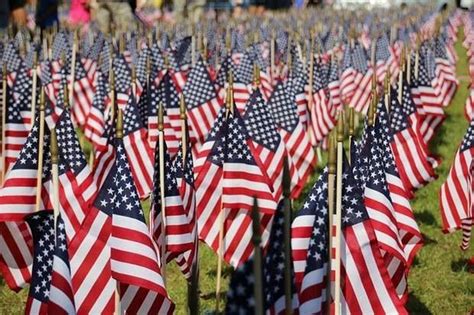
[215,73,233,313]
[347,108,354,165]
[1,63,7,185]
[131,64,137,103]
[34,88,46,212]
[30,51,38,129]
[326,132,336,313]
[50,128,60,227]
[115,109,124,315]
[384,68,391,112]
[251,198,264,315]
[157,101,167,284]
[333,114,344,315]
[282,157,293,315]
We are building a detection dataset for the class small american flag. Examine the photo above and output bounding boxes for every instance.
[348,43,373,114]
[182,57,223,144]
[226,200,299,314]
[196,108,276,267]
[440,117,474,251]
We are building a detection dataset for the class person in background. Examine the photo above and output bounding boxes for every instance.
[35,0,59,29]
[69,0,91,27]
[89,0,136,34]
[0,0,28,29]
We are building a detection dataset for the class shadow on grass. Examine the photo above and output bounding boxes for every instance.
[407,293,433,315]
[415,211,438,227]
[421,233,438,245]
[451,258,472,273]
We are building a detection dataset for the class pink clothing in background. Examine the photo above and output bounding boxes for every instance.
[69,0,90,25]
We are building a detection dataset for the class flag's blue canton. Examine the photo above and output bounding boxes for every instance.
[401,79,417,116]
[276,30,288,54]
[342,160,369,227]
[183,58,216,109]
[232,30,246,54]
[127,37,138,65]
[56,111,88,175]
[375,35,390,62]
[10,71,34,121]
[268,82,299,132]
[389,93,409,134]
[352,43,368,73]
[303,170,329,273]
[13,118,52,177]
[235,51,254,85]
[252,43,269,71]
[434,37,448,59]
[93,164,115,216]
[174,140,194,187]
[25,44,39,69]
[174,36,192,69]
[312,60,325,92]
[54,215,70,274]
[3,42,22,72]
[226,200,292,314]
[51,32,71,62]
[74,56,88,81]
[216,55,236,89]
[460,118,474,152]
[342,46,353,72]
[123,96,145,135]
[111,140,145,219]
[148,80,160,117]
[159,72,180,109]
[100,41,111,76]
[328,59,339,84]
[87,34,104,61]
[205,107,226,142]
[207,110,255,167]
[320,62,330,88]
[91,72,108,114]
[113,55,131,94]
[136,47,150,85]
[424,49,437,81]
[26,210,55,303]
[417,56,432,87]
[150,44,165,77]
[243,90,280,152]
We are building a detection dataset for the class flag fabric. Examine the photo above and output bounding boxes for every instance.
[71,56,95,128]
[182,57,223,144]
[196,107,276,267]
[440,117,474,250]
[268,81,315,198]
[349,43,373,114]
[122,97,154,198]
[0,221,33,291]
[83,71,108,150]
[226,200,299,314]
[107,138,174,314]
[150,136,193,263]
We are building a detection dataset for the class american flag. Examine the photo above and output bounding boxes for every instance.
[440,116,474,251]
[389,85,436,192]
[84,71,108,149]
[49,110,97,240]
[49,215,76,314]
[0,221,33,291]
[243,89,300,199]
[173,138,198,279]
[296,157,407,314]
[107,139,174,314]
[113,55,132,108]
[150,137,193,263]
[122,97,154,198]
[374,34,393,83]
[147,72,181,158]
[196,108,276,267]
[0,117,51,221]
[433,36,458,107]
[268,81,315,197]
[70,56,95,128]
[233,50,253,112]
[373,104,423,298]
[349,43,373,114]
[288,46,309,128]
[225,200,299,314]
[25,211,75,314]
[182,57,223,144]
[309,58,336,146]
[25,210,55,314]
[340,46,356,102]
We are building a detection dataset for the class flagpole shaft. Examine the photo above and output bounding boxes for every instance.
[181,120,187,160]
[30,64,37,130]
[158,130,167,283]
[215,201,225,312]
[34,108,45,212]
[1,64,7,185]
[187,248,199,315]
[282,157,293,315]
[251,199,264,315]
[334,138,344,315]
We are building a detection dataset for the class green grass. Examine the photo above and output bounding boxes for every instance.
[0,33,473,315]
